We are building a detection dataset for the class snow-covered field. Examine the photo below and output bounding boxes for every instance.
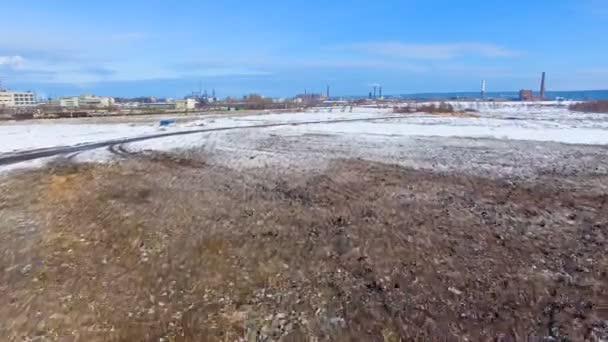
[0,108,392,154]
[1,104,608,175]
[0,123,159,153]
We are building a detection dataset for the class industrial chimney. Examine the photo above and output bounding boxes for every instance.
[540,72,546,100]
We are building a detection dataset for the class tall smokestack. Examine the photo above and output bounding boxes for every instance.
[481,80,486,99]
[540,72,546,100]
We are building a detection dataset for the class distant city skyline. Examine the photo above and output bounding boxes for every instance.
[1,0,608,98]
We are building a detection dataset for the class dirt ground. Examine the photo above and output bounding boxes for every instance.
[0,152,607,341]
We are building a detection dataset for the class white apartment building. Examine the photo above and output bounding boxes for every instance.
[0,90,37,107]
[52,97,80,107]
[51,94,115,108]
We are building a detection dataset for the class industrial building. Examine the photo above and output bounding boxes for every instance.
[519,89,534,101]
[0,90,37,107]
[295,93,324,103]
[518,72,547,101]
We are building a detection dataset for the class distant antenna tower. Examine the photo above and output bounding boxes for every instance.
[540,72,546,100]
[481,80,486,99]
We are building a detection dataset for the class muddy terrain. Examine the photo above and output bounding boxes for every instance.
[0,150,607,341]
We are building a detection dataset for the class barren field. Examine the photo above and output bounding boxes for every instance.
[1,106,608,341]
[1,148,607,341]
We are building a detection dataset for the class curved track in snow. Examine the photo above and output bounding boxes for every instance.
[0,115,411,166]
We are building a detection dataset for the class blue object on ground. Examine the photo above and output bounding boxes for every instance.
[159,119,176,126]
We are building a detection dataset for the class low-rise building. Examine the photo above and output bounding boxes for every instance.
[175,98,198,110]
[51,97,80,107]
[0,90,37,107]
[79,94,115,107]
[51,94,115,108]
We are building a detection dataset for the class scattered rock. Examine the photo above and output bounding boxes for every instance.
[20,264,32,275]
[448,287,463,296]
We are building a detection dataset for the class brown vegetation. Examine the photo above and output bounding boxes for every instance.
[394,102,456,114]
[393,102,477,117]
[569,100,608,113]
[0,156,607,341]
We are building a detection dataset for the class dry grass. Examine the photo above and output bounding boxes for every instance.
[569,101,608,113]
[0,155,607,341]
[394,102,456,114]
[393,103,477,117]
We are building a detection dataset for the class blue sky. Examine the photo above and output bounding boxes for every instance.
[1,0,607,98]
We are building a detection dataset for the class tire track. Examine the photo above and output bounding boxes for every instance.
[0,115,411,166]
[107,143,138,158]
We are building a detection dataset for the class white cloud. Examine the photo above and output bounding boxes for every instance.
[349,42,521,59]
[0,55,25,68]
[185,67,272,77]
[287,58,428,72]
[179,56,428,73]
